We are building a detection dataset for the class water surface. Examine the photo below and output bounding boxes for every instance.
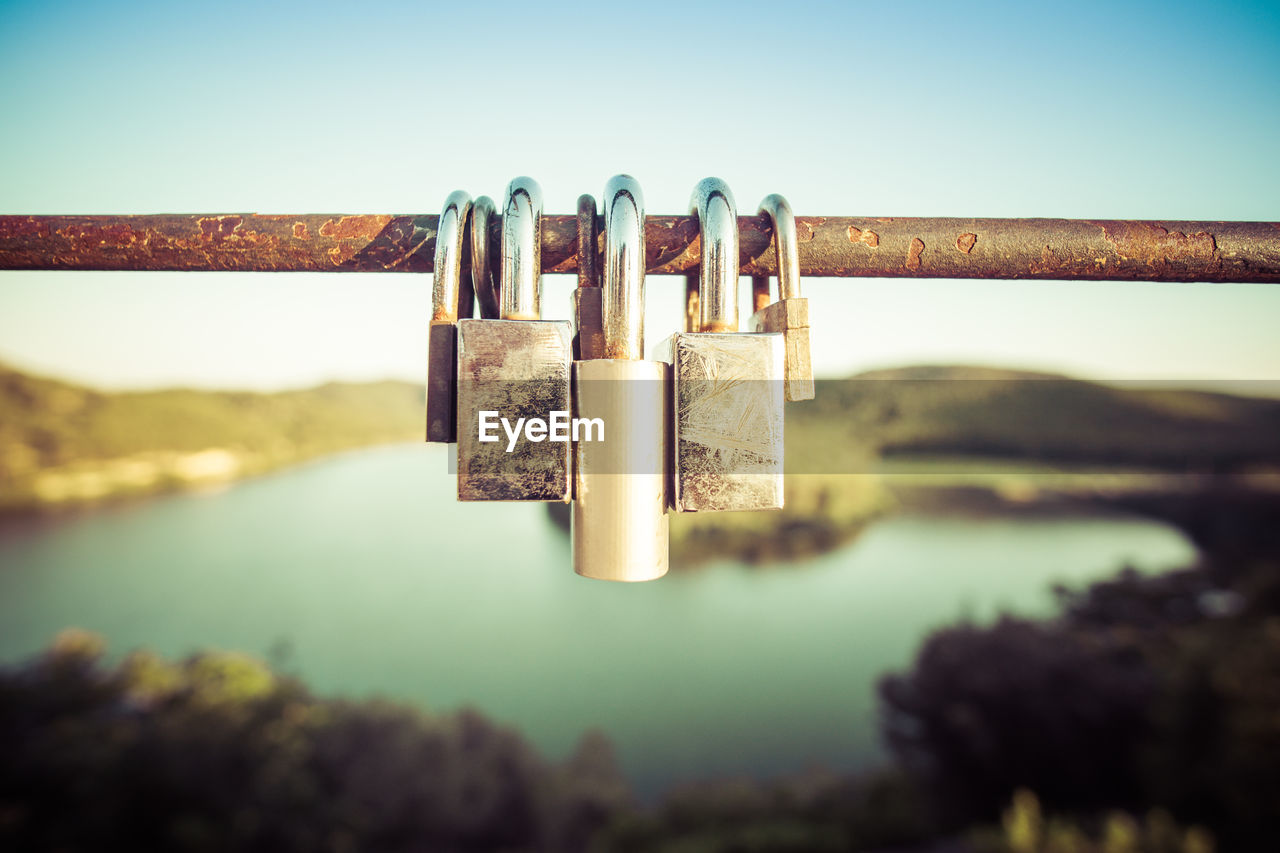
[0,444,1197,795]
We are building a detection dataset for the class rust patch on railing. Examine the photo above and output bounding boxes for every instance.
[0,217,51,241]
[56,222,138,248]
[318,215,390,241]
[905,237,925,270]
[1098,222,1220,270]
[197,215,241,241]
[317,215,393,265]
[647,216,702,271]
[341,216,424,270]
[1029,245,1061,275]
[847,226,879,248]
[194,215,279,251]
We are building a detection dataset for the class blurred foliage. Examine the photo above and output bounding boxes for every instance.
[6,530,1274,851]
[880,493,1280,851]
[970,788,1215,853]
[881,614,1155,820]
[0,631,941,852]
[0,362,423,512]
[3,625,1242,852]
[597,768,932,852]
[0,632,631,852]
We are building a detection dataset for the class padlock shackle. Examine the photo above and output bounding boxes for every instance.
[431,191,473,324]
[758,193,802,301]
[602,175,646,361]
[470,195,499,319]
[500,177,543,321]
[690,178,739,333]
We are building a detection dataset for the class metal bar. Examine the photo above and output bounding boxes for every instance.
[1,214,1277,282]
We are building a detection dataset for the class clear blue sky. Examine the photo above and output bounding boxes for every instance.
[1,0,1278,390]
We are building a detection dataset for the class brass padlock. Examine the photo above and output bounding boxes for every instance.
[456,177,574,502]
[749,194,814,402]
[425,190,472,443]
[572,175,670,581]
[661,178,785,513]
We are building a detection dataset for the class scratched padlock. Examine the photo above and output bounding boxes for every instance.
[425,190,472,443]
[749,193,814,402]
[456,177,574,502]
[661,178,785,512]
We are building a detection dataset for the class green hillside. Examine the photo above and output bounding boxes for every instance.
[0,364,423,511]
[3,362,1278,546]
[557,366,1280,566]
[790,366,1280,474]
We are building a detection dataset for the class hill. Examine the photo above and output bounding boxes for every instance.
[789,365,1280,474]
[0,364,423,512]
[3,362,1278,545]
[555,365,1280,566]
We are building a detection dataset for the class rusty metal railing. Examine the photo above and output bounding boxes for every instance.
[1,214,1277,282]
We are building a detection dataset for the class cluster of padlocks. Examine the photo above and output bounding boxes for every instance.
[426,176,812,582]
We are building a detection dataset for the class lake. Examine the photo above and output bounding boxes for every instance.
[0,443,1197,797]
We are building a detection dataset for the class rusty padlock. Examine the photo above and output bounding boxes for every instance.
[425,190,472,443]
[455,177,574,502]
[572,193,606,361]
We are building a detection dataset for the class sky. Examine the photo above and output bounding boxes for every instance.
[1,0,1278,391]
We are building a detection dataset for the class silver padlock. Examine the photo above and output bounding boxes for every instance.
[749,194,814,402]
[425,191,472,443]
[456,177,574,502]
[661,178,785,513]
[572,175,670,581]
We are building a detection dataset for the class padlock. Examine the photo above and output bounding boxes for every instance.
[425,190,472,443]
[749,194,814,402]
[470,194,500,319]
[572,193,606,360]
[572,175,670,581]
[456,177,574,502]
[661,178,785,513]
[684,272,700,333]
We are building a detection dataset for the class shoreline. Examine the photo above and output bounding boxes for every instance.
[5,439,1276,571]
